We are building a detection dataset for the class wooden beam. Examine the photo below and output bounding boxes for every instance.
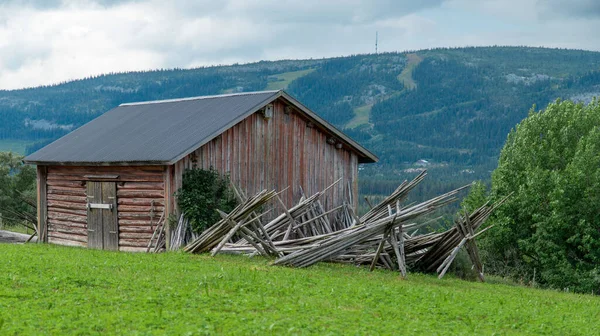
[463,209,485,282]
[37,165,48,243]
[364,196,373,210]
[164,164,174,250]
[370,229,389,272]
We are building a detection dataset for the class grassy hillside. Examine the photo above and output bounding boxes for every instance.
[397,52,422,89]
[1,244,599,335]
[346,103,373,129]
[266,68,316,90]
[3,46,600,204]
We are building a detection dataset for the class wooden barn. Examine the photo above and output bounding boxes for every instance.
[25,90,378,251]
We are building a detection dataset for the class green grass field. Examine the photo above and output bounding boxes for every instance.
[1,244,599,335]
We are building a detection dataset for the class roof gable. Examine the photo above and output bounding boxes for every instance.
[25,90,377,165]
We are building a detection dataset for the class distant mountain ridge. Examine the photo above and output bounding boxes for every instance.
[2,46,600,202]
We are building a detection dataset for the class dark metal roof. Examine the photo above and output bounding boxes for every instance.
[25,90,378,165]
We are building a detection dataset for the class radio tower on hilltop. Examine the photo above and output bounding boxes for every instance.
[375,31,378,54]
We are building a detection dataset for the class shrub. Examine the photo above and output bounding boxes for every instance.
[176,168,238,234]
[449,249,479,281]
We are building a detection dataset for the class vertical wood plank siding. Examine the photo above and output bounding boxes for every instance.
[175,99,359,218]
[44,166,165,252]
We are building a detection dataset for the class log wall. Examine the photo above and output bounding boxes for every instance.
[171,98,359,219]
[44,166,166,252]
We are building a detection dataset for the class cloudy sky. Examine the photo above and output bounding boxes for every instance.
[1,0,599,90]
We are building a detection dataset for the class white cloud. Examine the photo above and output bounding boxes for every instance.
[443,0,539,21]
[537,0,600,20]
[0,0,599,90]
[0,2,167,88]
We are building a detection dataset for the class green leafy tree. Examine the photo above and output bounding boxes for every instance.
[460,181,489,213]
[485,99,600,292]
[176,168,238,234]
[0,152,37,228]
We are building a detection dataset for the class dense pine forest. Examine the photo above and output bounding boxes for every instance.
[2,46,600,206]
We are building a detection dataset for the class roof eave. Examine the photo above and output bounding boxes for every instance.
[358,157,377,164]
[24,160,169,166]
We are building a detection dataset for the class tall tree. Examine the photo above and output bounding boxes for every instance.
[485,99,600,292]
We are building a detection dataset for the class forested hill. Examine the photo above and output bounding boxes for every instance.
[2,46,600,203]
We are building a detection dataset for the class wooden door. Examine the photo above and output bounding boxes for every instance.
[86,181,118,250]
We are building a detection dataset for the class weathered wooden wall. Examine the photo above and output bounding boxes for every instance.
[171,98,359,218]
[43,166,166,252]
